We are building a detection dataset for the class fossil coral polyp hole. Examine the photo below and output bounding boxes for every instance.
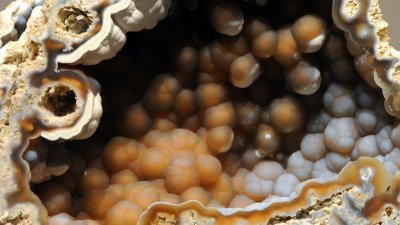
[379,0,400,49]
[41,85,77,117]
[58,6,92,34]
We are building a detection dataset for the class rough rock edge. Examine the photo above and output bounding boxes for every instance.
[0,0,171,224]
[0,0,43,48]
[139,157,400,225]
[332,0,400,118]
[54,0,172,65]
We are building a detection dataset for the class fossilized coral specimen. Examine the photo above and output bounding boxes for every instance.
[2,0,400,225]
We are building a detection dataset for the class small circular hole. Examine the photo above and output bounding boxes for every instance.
[41,85,77,117]
[58,6,92,34]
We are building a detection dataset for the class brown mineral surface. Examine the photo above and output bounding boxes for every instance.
[1,0,400,225]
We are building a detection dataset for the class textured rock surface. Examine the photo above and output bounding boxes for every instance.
[140,158,400,225]
[1,0,400,225]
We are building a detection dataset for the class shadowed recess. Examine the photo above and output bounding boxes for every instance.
[41,85,77,117]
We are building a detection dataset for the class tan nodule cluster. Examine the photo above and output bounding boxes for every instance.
[0,0,170,224]
[206,12,328,95]
[39,16,400,225]
[332,0,400,118]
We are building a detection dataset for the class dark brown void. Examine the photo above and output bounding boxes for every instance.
[58,6,92,34]
[41,85,77,117]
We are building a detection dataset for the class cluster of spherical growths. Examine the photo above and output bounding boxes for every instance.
[16,0,400,225]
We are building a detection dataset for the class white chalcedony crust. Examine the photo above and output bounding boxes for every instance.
[36,72,103,141]
[139,157,400,225]
[0,0,171,224]
[332,0,400,118]
[55,0,171,65]
[1,0,171,65]
[0,1,399,225]
[0,0,43,47]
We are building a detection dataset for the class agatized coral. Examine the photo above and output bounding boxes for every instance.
[1,0,400,225]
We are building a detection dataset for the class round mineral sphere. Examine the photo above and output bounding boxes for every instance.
[124,181,160,209]
[198,47,228,84]
[37,182,71,216]
[209,0,244,36]
[81,190,118,219]
[102,201,143,225]
[122,104,152,138]
[206,125,234,154]
[173,89,197,117]
[236,101,262,131]
[242,17,270,41]
[251,30,277,58]
[101,137,141,174]
[164,152,201,194]
[203,102,236,129]
[181,115,201,132]
[79,168,110,193]
[228,194,255,208]
[207,173,234,206]
[275,28,301,66]
[229,53,260,88]
[143,74,181,112]
[172,44,198,72]
[210,36,249,71]
[152,178,167,193]
[256,124,281,155]
[291,15,326,53]
[151,113,178,132]
[287,61,321,95]
[138,147,170,179]
[196,154,222,184]
[195,83,228,110]
[68,151,86,179]
[181,186,212,206]
[219,153,242,176]
[232,168,249,194]
[160,193,183,204]
[268,96,305,133]
[106,184,126,200]
[110,169,138,185]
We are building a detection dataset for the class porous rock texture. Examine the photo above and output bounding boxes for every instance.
[0,0,170,224]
